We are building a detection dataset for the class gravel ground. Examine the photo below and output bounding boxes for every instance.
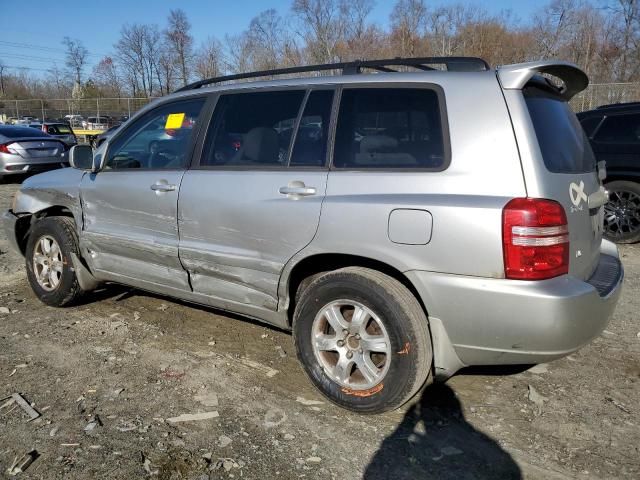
[0,177,638,479]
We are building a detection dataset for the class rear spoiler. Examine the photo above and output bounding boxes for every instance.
[497,61,588,101]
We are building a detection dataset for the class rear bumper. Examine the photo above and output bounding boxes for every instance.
[2,209,21,255]
[1,155,69,175]
[407,240,624,376]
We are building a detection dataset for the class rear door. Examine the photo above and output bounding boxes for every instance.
[79,96,207,290]
[522,87,602,279]
[178,88,334,311]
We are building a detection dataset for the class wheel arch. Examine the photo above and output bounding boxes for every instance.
[281,252,427,328]
[14,205,77,255]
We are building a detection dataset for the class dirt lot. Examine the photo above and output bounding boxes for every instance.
[0,179,638,479]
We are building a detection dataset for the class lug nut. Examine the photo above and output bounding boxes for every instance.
[346,351,353,359]
[342,329,349,336]
[355,334,360,339]
[337,340,345,347]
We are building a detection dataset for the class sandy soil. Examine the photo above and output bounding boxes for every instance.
[0,178,638,479]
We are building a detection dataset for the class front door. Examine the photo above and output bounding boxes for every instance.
[178,89,335,311]
[80,97,207,290]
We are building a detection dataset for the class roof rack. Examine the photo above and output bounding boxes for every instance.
[175,56,490,93]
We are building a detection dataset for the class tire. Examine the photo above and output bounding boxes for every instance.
[293,267,432,414]
[604,180,640,244]
[25,216,85,307]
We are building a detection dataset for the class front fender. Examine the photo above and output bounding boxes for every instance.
[13,168,86,226]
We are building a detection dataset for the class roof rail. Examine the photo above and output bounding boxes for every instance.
[174,56,490,93]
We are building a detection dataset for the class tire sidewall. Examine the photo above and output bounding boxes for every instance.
[294,272,427,413]
[25,218,78,306]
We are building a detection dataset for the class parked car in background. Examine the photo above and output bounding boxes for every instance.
[64,115,84,128]
[0,125,69,180]
[578,102,640,243]
[84,116,111,130]
[41,123,78,147]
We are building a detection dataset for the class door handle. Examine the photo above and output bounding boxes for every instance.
[279,181,316,197]
[150,182,176,193]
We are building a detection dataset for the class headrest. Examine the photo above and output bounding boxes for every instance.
[242,127,279,163]
[360,135,398,154]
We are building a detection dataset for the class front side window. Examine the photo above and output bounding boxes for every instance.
[105,98,205,170]
[333,88,446,169]
[594,113,640,144]
[203,90,305,167]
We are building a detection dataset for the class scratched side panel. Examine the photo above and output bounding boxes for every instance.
[79,170,190,290]
[178,170,328,311]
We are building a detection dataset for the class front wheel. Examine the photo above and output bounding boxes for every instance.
[604,180,640,244]
[25,216,85,306]
[293,267,432,414]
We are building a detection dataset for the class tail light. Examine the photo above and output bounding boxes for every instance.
[0,142,16,155]
[502,198,569,280]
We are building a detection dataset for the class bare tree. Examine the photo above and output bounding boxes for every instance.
[292,0,342,63]
[165,9,194,86]
[62,37,89,87]
[93,57,122,97]
[0,61,6,97]
[195,37,225,79]
[389,0,428,57]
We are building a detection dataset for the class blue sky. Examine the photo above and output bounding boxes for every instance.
[2,0,536,76]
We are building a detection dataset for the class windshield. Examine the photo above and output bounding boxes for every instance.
[524,87,595,173]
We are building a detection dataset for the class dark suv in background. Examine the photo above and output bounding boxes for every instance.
[578,102,640,243]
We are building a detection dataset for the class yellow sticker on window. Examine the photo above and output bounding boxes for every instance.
[165,113,185,129]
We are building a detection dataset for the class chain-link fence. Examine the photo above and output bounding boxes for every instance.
[0,97,157,127]
[0,82,638,127]
[570,83,640,111]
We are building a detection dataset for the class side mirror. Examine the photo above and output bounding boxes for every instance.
[69,144,93,170]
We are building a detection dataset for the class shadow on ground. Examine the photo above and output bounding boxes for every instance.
[364,383,521,479]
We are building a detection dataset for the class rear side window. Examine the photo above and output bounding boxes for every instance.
[203,90,305,167]
[333,88,446,169]
[290,90,334,167]
[524,88,595,173]
[47,125,72,134]
[594,113,640,144]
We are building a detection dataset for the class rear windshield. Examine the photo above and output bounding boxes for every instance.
[47,124,73,134]
[0,126,49,139]
[524,88,595,173]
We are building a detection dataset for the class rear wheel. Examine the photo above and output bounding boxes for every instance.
[25,216,85,306]
[293,267,432,413]
[604,180,640,244]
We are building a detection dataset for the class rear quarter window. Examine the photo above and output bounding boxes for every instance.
[333,88,447,169]
[524,88,595,173]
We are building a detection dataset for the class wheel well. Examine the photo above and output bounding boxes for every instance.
[15,206,75,255]
[286,253,426,327]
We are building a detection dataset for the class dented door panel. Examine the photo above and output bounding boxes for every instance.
[178,170,328,310]
[79,170,190,290]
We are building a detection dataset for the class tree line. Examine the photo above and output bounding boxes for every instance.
[0,0,638,100]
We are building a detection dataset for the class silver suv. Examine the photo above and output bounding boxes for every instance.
[2,57,624,413]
